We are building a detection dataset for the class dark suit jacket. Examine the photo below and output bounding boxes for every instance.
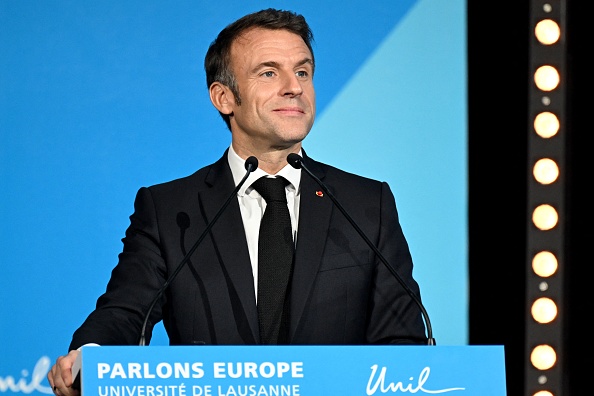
[70,150,427,348]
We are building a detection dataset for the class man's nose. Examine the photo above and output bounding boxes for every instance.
[280,72,303,97]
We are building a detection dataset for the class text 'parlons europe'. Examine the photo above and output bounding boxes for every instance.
[97,362,304,380]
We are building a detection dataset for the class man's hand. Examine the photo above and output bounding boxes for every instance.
[47,350,80,396]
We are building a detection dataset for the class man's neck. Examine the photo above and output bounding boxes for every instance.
[231,141,302,175]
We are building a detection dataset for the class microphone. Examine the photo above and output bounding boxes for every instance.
[287,153,435,345]
[138,156,259,345]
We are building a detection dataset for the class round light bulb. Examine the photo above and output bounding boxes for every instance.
[533,204,558,230]
[533,391,553,396]
[534,112,559,138]
[531,297,558,324]
[532,251,558,277]
[535,19,561,45]
[531,344,557,370]
[534,65,560,91]
[533,158,559,185]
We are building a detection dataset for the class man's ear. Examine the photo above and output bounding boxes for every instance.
[209,82,234,115]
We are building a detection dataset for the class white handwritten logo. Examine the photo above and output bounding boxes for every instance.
[367,365,465,394]
[0,356,53,394]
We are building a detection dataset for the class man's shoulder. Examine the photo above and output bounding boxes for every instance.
[307,156,383,187]
[145,153,228,193]
[141,168,204,196]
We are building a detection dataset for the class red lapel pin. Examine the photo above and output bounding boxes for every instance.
[315,191,324,197]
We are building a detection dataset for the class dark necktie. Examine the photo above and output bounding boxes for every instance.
[252,176,294,344]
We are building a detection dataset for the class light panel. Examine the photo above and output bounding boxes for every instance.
[525,0,567,395]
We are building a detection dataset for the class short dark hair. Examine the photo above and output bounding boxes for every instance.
[204,8,315,130]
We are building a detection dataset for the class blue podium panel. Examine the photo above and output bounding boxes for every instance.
[78,345,506,396]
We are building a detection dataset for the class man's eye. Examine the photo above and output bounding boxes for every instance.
[262,71,275,77]
[296,71,308,77]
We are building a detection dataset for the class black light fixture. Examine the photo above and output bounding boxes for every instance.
[525,0,567,395]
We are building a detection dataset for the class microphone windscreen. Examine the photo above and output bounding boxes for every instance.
[287,153,302,169]
[176,212,191,230]
[245,156,258,172]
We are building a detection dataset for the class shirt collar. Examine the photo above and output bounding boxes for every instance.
[227,145,302,196]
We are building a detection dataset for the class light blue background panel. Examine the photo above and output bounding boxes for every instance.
[0,1,466,394]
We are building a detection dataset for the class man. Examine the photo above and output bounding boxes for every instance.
[48,8,428,396]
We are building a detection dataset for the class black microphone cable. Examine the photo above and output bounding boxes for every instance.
[138,156,259,345]
[287,153,435,345]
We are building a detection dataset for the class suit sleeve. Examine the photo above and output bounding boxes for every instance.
[365,182,428,345]
[69,187,167,349]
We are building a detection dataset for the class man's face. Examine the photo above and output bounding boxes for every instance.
[226,27,316,152]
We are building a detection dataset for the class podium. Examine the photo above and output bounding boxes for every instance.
[75,345,506,395]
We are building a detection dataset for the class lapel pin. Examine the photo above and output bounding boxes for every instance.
[315,191,324,197]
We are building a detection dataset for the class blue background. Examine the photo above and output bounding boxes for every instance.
[0,1,466,393]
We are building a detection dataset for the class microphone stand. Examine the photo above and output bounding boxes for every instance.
[138,156,259,345]
[287,153,435,345]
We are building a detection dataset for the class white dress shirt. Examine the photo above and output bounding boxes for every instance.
[227,146,302,301]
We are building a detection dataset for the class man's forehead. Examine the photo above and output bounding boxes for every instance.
[232,27,309,54]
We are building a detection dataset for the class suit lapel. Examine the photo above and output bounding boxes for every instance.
[195,152,335,344]
[289,154,333,339]
[198,153,259,343]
